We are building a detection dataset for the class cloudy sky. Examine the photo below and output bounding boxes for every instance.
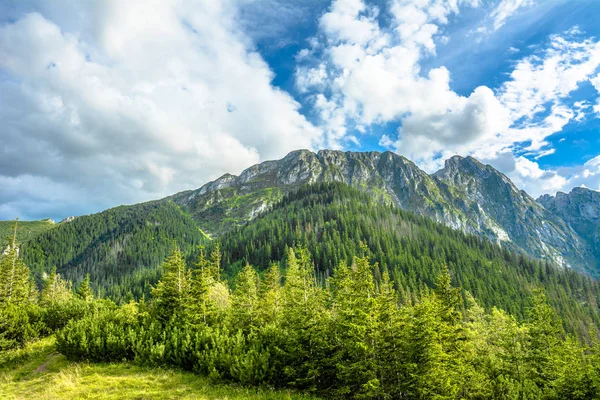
[1,0,600,221]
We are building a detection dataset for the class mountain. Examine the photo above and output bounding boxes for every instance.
[169,149,595,275]
[213,182,600,336]
[539,187,600,272]
[11,149,600,304]
[20,201,206,303]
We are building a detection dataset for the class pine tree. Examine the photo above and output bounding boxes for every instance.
[280,248,327,390]
[0,220,32,306]
[190,245,229,325]
[328,245,381,398]
[152,244,192,321]
[526,288,563,394]
[77,273,93,301]
[229,263,259,333]
[258,263,282,326]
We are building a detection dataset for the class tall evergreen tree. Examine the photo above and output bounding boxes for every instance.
[526,289,563,395]
[329,249,381,398]
[229,263,259,333]
[77,273,93,301]
[0,220,33,306]
[151,244,192,321]
[257,264,282,326]
[280,248,328,390]
[190,245,229,326]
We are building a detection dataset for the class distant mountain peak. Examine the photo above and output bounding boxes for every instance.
[166,149,596,275]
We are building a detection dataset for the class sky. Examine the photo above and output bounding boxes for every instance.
[1,0,600,221]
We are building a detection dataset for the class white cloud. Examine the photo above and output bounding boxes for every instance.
[296,63,328,93]
[298,0,484,148]
[299,1,596,158]
[591,74,600,115]
[0,1,323,219]
[297,1,600,196]
[554,156,600,194]
[511,156,566,195]
[499,33,600,123]
[489,0,535,32]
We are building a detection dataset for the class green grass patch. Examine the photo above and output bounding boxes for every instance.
[0,338,318,400]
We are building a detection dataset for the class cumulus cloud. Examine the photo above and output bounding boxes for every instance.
[564,156,600,191]
[297,0,486,150]
[296,1,600,196]
[0,1,323,220]
[2,0,600,220]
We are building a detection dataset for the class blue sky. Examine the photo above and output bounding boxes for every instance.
[1,0,600,220]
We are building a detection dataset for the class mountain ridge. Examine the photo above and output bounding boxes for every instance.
[7,149,600,278]
[167,149,597,275]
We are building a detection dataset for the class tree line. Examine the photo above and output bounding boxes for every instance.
[3,214,600,398]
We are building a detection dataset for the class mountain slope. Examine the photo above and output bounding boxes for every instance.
[539,187,600,274]
[20,201,206,302]
[213,182,600,337]
[0,219,57,246]
[433,156,591,271]
[170,149,594,275]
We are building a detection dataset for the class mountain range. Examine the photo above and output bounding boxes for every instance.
[5,149,600,302]
[169,149,599,276]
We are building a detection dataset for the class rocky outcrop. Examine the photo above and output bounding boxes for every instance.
[168,150,597,275]
[538,188,600,274]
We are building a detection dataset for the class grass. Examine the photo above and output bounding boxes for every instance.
[0,338,318,400]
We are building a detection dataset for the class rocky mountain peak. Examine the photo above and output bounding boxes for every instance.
[166,149,597,275]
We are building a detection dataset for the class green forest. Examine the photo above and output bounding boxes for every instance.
[3,183,600,399]
[0,219,56,244]
[20,200,206,303]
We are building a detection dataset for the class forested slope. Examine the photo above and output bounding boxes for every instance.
[0,219,56,245]
[4,183,600,399]
[20,201,206,303]
[215,183,600,338]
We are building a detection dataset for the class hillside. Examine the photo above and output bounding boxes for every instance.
[169,150,596,276]
[214,182,600,337]
[20,201,206,303]
[0,338,317,400]
[14,180,600,338]
[0,219,56,246]
[3,184,600,399]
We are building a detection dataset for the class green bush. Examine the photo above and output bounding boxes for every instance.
[56,301,137,362]
[0,304,42,351]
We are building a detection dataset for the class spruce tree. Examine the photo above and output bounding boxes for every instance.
[229,263,259,333]
[526,289,562,394]
[280,248,327,390]
[190,245,228,325]
[77,273,93,301]
[0,220,32,306]
[152,244,192,321]
[329,249,380,398]
[258,263,282,326]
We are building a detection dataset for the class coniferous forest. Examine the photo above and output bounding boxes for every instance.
[3,183,600,399]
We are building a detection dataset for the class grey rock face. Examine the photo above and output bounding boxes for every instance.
[538,187,600,274]
[168,150,598,275]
